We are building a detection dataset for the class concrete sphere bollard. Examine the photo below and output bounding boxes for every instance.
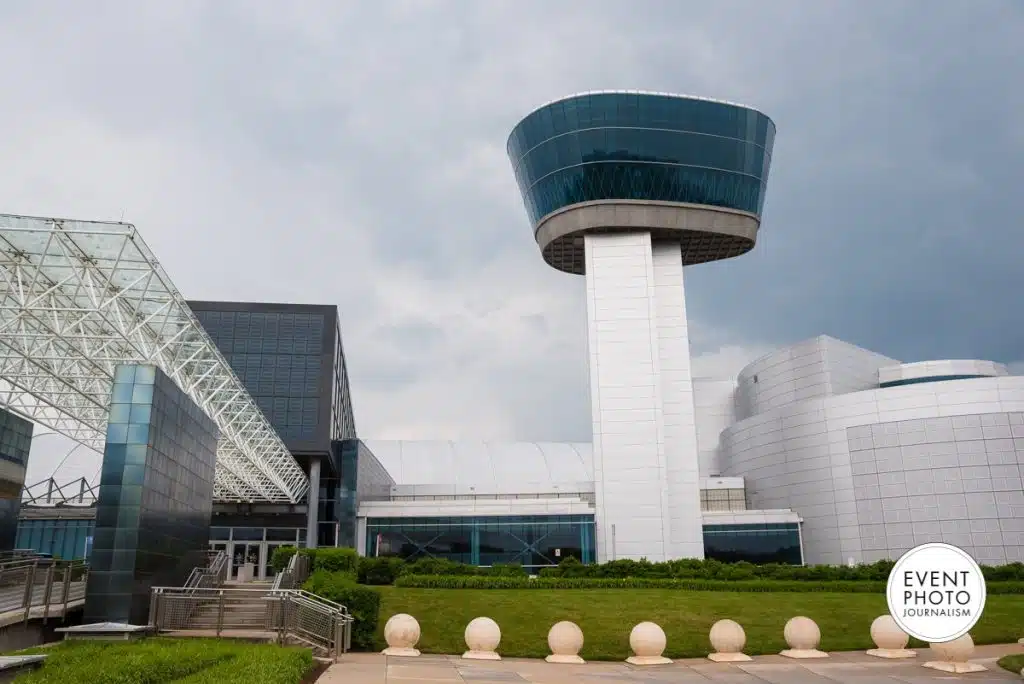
[780,616,828,659]
[923,634,986,674]
[626,621,672,665]
[708,619,751,662]
[463,617,501,660]
[545,621,585,664]
[382,613,421,657]
[865,615,915,659]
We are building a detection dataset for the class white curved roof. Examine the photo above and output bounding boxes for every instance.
[878,359,1009,385]
[362,440,594,494]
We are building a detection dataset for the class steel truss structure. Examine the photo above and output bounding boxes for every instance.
[21,476,98,507]
[0,214,309,503]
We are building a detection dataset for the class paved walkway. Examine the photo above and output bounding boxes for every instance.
[319,643,1024,683]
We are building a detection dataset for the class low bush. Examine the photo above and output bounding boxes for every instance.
[357,556,405,585]
[395,575,889,593]
[16,638,312,684]
[270,545,298,573]
[303,569,382,651]
[393,574,1024,594]
[314,547,360,574]
[487,562,529,577]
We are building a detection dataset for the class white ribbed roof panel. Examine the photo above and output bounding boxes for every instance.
[0,214,309,503]
[362,440,594,492]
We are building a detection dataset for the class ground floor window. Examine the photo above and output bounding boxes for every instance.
[702,523,802,565]
[365,515,596,569]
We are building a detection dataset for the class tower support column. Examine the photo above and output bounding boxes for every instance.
[585,232,704,562]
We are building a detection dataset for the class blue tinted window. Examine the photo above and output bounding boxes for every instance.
[702,522,802,565]
[365,515,596,568]
[507,93,775,224]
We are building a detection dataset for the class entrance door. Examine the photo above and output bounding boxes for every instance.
[232,542,261,580]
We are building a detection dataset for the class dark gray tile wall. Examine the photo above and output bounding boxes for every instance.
[84,364,218,624]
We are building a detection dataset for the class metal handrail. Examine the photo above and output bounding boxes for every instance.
[0,557,88,626]
[150,583,352,659]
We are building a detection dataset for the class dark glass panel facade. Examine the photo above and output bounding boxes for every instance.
[334,440,394,549]
[507,93,776,225]
[84,364,218,624]
[366,515,596,569]
[703,523,802,565]
[16,518,95,560]
[0,408,33,551]
[189,302,356,457]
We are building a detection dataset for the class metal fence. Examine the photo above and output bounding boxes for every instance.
[150,551,351,659]
[0,556,88,626]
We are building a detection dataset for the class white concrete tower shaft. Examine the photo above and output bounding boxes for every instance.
[507,91,776,563]
[585,233,703,561]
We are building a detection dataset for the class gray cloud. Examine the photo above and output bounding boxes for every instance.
[3,0,1022,484]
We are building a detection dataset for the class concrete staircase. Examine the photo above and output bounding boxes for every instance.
[185,580,275,632]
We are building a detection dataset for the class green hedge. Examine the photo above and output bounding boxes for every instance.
[270,545,298,572]
[16,638,312,684]
[393,574,1024,594]
[273,547,1024,587]
[302,570,381,651]
[538,556,1024,582]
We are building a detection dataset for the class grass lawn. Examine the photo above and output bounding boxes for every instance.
[14,638,317,684]
[376,587,1024,660]
[999,653,1024,675]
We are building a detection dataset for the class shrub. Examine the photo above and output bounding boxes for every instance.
[485,562,528,577]
[392,574,1024,594]
[314,547,360,574]
[303,570,382,651]
[538,556,905,582]
[270,546,299,573]
[401,557,480,577]
[358,556,405,585]
[394,574,889,592]
[983,562,1024,581]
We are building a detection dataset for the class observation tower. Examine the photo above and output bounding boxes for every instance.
[507,91,776,562]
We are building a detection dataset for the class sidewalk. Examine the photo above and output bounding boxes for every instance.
[318,643,1024,683]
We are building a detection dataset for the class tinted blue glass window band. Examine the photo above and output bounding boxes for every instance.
[524,163,768,226]
[508,93,776,160]
[507,92,776,227]
[879,375,989,388]
[511,128,772,187]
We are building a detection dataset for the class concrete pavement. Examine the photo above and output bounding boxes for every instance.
[318,643,1024,683]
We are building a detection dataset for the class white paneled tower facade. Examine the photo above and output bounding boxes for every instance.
[507,91,777,561]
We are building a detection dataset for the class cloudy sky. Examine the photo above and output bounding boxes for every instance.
[5,0,1023,484]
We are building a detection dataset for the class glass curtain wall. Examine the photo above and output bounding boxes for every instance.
[365,515,596,569]
[702,522,802,564]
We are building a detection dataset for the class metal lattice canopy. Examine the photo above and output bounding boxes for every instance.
[0,213,309,503]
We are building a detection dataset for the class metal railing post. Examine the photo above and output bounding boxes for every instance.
[62,565,72,618]
[216,590,225,636]
[148,588,160,629]
[277,594,287,645]
[41,563,55,623]
[21,561,37,624]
